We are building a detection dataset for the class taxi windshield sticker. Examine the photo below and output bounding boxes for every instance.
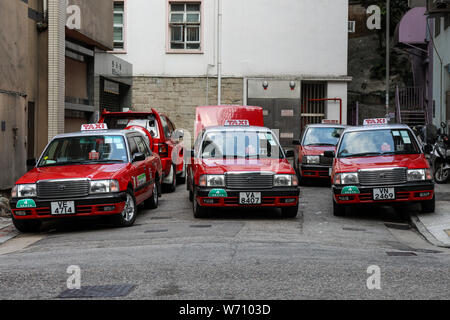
[341,186,360,194]
[89,150,100,160]
[137,173,146,186]
[392,131,400,136]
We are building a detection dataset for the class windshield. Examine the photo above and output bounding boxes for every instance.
[103,116,159,138]
[200,130,284,159]
[38,135,128,167]
[303,127,344,146]
[337,129,420,158]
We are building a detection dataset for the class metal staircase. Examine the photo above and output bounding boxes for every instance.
[395,86,428,126]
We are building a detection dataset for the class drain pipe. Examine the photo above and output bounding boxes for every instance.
[217,0,222,105]
[43,0,48,20]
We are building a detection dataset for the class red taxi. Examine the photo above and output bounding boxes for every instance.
[99,109,185,192]
[293,124,346,182]
[326,123,435,216]
[187,106,300,218]
[10,124,162,232]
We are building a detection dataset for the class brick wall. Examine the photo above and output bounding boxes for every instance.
[132,77,243,137]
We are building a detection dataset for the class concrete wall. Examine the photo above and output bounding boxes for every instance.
[132,77,243,134]
[122,0,348,77]
[68,0,114,50]
[432,17,450,126]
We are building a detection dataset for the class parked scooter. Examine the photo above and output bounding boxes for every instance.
[431,122,450,184]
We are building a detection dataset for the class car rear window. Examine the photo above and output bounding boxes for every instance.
[103,116,160,138]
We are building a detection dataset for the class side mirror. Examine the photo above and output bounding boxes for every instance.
[323,151,335,158]
[292,139,301,146]
[441,122,447,129]
[26,159,37,167]
[423,144,433,155]
[285,149,294,158]
[173,129,184,141]
[132,152,146,162]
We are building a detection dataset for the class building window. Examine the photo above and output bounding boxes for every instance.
[169,2,201,51]
[435,17,441,37]
[114,2,125,50]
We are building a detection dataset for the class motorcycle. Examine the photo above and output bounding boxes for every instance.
[431,122,450,184]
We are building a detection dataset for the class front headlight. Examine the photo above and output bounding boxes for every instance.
[200,175,225,187]
[274,174,297,187]
[407,169,432,181]
[12,184,37,198]
[305,156,320,164]
[89,180,120,194]
[334,172,359,185]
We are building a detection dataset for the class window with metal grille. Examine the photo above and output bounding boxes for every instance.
[114,2,125,50]
[169,2,201,50]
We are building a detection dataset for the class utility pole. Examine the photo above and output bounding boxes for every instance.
[385,0,390,118]
[217,0,222,105]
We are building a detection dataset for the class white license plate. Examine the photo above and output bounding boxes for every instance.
[373,188,395,201]
[239,192,262,205]
[51,201,75,215]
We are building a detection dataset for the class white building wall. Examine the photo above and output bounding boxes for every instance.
[122,0,349,78]
[326,82,348,124]
[432,20,450,126]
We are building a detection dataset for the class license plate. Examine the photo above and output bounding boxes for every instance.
[239,192,262,205]
[51,201,75,215]
[373,188,395,201]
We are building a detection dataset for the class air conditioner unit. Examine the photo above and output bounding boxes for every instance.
[427,0,450,14]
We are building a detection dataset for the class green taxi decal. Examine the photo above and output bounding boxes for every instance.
[208,189,228,197]
[137,173,147,186]
[341,186,360,195]
[16,199,37,209]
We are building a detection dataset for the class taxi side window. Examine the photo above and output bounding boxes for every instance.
[127,136,139,156]
[160,116,171,139]
[134,136,151,158]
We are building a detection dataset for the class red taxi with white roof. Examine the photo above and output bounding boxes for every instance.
[293,123,346,182]
[187,106,300,218]
[99,109,185,192]
[10,124,162,232]
[326,120,435,216]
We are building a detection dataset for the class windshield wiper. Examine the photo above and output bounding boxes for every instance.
[340,152,382,158]
[306,143,335,146]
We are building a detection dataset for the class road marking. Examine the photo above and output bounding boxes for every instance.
[0,234,46,255]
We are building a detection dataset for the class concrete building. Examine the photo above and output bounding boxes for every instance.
[0,0,131,190]
[116,0,351,146]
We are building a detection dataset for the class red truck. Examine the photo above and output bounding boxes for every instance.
[10,124,162,232]
[327,123,435,216]
[99,109,185,192]
[187,106,300,218]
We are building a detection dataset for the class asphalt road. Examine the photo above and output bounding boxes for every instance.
[0,180,449,300]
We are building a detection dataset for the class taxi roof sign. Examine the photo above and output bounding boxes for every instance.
[81,123,108,131]
[363,118,388,126]
[224,119,250,126]
[322,119,340,124]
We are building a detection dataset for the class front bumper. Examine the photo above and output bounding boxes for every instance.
[195,187,300,207]
[10,192,127,220]
[332,182,434,205]
[301,164,331,178]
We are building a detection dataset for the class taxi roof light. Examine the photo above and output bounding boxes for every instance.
[363,118,388,126]
[81,123,108,131]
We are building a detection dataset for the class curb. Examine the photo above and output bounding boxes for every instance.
[409,214,450,248]
[0,223,18,246]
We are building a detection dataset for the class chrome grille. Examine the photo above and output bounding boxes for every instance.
[358,168,407,186]
[37,179,90,199]
[225,173,274,189]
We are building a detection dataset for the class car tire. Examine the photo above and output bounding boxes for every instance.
[193,189,208,218]
[144,181,159,209]
[114,189,137,227]
[12,217,41,233]
[421,195,435,213]
[163,165,177,193]
[281,204,299,218]
[333,200,346,217]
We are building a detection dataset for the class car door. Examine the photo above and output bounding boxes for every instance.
[127,135,147,204]
[134,135,157,199]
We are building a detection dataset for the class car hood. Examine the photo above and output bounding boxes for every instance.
[201,158,295,174]
[16,163,129,184]
[301,145,336,155]
[336,154,429,172]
